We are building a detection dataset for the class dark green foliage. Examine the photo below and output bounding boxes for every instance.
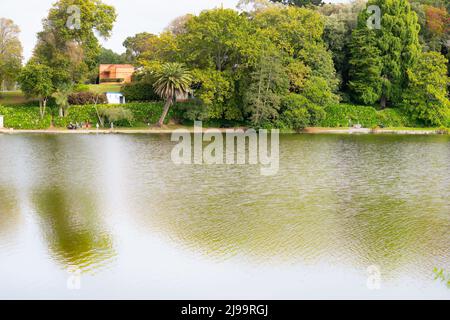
[100,78,124,83]
[121,81,160,102]
[68,92,107,105]
[279,94,326,131]
[243,50,290,125]
[349,29,383,105]
[97,47,127,64]
[349,0,422,108]
[98,107,134,126]
[269,0,324,7]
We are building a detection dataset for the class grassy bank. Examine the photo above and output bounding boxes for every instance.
[0,91,37,106]
[0,100,448,131]
[0,102,170,129]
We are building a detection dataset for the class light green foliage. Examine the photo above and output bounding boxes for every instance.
[286,60,311,93]
[301,76,340,106]
[433,267,450,289]
[123,32,178,66]
[178,9,251,71]
[349,0,422,108]
[18,62,54,118]
[252,6,337,87]
[0,105,52,129]
[123,32,156,63]
[403,51,450,126]
[279,93,326,131]
[19,63,54,99]
[175,9,256,121]
[269,0,324,6]
[0,18,23,90]
[190,68,238,120]
[32,0,116,85]
[320,104,419,127]
[0,102,188,129]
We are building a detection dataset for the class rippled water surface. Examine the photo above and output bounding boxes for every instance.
[0,133,449,299]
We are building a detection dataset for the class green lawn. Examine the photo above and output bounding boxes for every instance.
[87,84,122,94]
[0,91,36,105]
[0,85,123,106]
[383,127,441,131]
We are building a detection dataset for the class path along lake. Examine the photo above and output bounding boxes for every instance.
[0,133,449,299]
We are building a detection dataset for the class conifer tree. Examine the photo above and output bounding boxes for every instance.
[349,0,421,108]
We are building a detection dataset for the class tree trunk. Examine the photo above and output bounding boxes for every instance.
[157,99,173,127]
[39,99,45,119]
[40,98,47,119]
[380,95,387,109]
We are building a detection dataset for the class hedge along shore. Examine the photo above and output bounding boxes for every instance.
[0,127,446,135]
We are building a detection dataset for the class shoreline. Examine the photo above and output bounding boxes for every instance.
[0,127,446,135]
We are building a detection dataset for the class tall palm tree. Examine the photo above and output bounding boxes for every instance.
[153,63,192,127]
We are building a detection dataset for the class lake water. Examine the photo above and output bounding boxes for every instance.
[0,133,449,299]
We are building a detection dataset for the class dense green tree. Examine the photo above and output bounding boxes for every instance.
[279,93,326,131]
[402,51,449,125]
[318,0,366,94]
[178,9,252,71]
[97,47,127,64]
[18,63,54,118]
[301,76,339,106]
[269,0,324,7]
[252,6,338,90]
[349,29,384,105]
[153,63,193,127]
[32,0,116,86]
[190,68,238,120]
[123,32,156,62]
[0,18,23,90]
[175,8,260,121]
[349,0,422,108]
[243,48,289,125]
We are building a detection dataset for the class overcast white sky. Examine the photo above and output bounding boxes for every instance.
[0,0,345,61]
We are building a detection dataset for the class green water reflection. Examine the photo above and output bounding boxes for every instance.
[0,134,449,281]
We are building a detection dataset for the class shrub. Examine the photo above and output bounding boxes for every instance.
[68,92,107,105]
[121,81,160,102]
[377,108,420,128]
[282,106,310,132]
[0,105,51,129]
[172,100,209,121]
[301,76,340,106]
[100,78,124,83]
[98,107,134,126]
[279,94,326,130]
[54,102,168,127]
[319,104,421,128]
[73,84,91,92]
